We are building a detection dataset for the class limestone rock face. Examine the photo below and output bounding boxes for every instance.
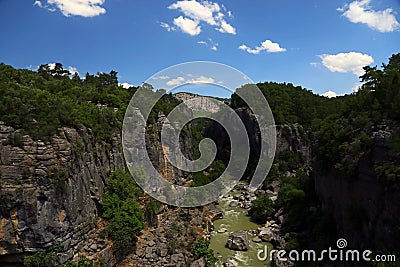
[0,113,195,265]
[0,121,125,265]
[225,231,249,251]
[315,124,400,250]
[174,92,222,114]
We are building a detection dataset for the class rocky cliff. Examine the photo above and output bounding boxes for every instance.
[173,93,223,114]
[0,121,125,266]
[0,109,195,266]
[205,104,400,254]
[204,107,311,180]
[315,124,400,251]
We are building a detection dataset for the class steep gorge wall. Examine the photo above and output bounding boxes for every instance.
[314,125,400,251]
[206,106,399,251]
[204,107,311,179]
[0,121,125,265]
[0,111,194,266]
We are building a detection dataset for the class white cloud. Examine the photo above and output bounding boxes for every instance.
[322,91,338,98]
[217,19,236,34]
[167,0,236,35]
[26,65,39,71]
[119,82,134,89]
[352,82,363,92]
[166,75,215,86]
[173,16,201,36]
[47,63,56,69]
[68,66,79,75]
[34,0,106,17]
[152,75,170,80]
[239,39,286,54]
[319,52,374,76]
[188,76,215,84]
[168,0,220,25]
[166,76,186,86]
[160,22,176,32]
[41,63,78,76]
[339,0,399,32]
[197,38,218,51]
[34,1,43,8]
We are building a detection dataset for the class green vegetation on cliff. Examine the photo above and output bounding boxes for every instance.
[244,54,400,265]
[0,63,133,142]
[0,63,181,143]
[101,169,144,255]
[316,53,400,177]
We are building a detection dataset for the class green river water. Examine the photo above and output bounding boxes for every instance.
[209,193,272,267]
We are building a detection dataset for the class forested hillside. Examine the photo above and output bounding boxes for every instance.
[0,53,399,266]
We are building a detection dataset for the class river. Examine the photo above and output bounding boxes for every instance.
[209,191,272,267]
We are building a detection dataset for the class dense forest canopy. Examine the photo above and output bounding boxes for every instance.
[0,53,399,144]
[0,63,178,142]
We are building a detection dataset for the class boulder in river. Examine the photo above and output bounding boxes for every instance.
[226,231,249,251]
[259,227,274,242]
[223,259,237,267]
[229,201,238,207]
[252,236,262,243]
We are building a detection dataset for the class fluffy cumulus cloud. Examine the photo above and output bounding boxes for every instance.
[319,52,374,76]
[173,16,201,36]
[188,75,215,84]
[169,0,220,25]
[119,82,134,89]
[217,20,236,34]
[338,0,399,32]
[322,91,338,98]
[164,0,236,35]
[238,40,286,54]
[166,76,186,86]
[34,0,106,17]
[166,75,215,87]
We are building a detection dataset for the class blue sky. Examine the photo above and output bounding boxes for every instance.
[0,0,399,98]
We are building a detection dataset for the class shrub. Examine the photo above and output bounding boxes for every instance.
[101,170,144,255]
[190,238,217,267]
[248,195,274,224]
[24,245,62,267]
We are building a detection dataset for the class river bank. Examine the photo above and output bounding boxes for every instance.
[209,182,286,267]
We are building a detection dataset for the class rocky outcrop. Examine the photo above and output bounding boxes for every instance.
[204,105,311,181]
[119,206,218,267]
[174,93,222,114]
[226,231,249,251]
[0,121,125,265]
[276,124,310,160]
[0,111,196,266]
[315,124,400,250]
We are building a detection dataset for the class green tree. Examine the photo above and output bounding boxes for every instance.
[248,195,274,224]
[190,238,217,267]
[101,170,144,255]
